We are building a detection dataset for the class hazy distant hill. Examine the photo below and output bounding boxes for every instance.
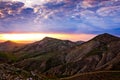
[0,33,120,80]
[0,41,24,52]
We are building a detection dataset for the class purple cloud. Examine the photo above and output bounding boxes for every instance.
[0,0,120,35]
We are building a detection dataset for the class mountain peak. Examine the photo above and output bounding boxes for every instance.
[98,33,114,37]
[41,37,61,42]
[5,40,14,43]
[0,40,16,45]
[43,37,56,40]
[92,33,120,43]
[96,33,119,38]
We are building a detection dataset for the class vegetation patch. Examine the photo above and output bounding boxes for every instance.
[0,51,17,63]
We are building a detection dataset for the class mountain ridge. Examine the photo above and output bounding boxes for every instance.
[0,33,119,80]
[0,40,24,52]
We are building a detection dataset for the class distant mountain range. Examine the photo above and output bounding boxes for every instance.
[0,33,120,80]
[0,41,24,52]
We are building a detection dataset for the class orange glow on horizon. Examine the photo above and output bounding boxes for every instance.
[0,33,96,43]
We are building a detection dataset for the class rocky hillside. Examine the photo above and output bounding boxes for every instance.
[14,37,78,57]
[0,63,49,80]
[13,33,120,78]
[44,33,120,76]
[61,71,120,80]
[0,33,120,80]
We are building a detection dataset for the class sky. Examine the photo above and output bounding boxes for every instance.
[0,0,120,42]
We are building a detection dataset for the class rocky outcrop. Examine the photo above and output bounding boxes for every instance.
[0,63,43,80]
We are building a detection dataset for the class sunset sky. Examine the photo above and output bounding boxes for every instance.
[0,0,120,43]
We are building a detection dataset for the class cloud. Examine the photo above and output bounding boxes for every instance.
[0,1,24,18]
[0,0,120,35]
[0,1,37,32]
[97,6,120,16]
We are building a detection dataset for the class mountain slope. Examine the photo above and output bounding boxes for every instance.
[0,41,25,63]
[0,63,46,80]
[44,33,120,76]
[14,37,79,59]
[13,33,120,78]
[14,37,82,74]
[66,33,120,62]
[61,71,120,80]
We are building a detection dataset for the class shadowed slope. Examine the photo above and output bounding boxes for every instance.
[61,71,120,80]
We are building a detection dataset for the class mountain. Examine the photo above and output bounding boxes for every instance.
[46,33,120,76]
[66,33,120,62]
[13,37,80,74]
[14,37,79,59]
[0,33,120,79]
[0,41,24,52]
[12,33,120,78]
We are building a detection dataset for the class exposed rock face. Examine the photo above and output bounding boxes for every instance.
[0,64,43,80]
